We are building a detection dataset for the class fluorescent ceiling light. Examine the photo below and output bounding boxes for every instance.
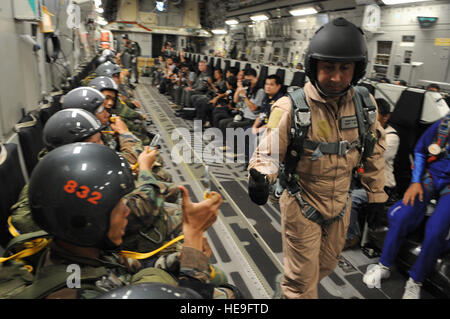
[225,19,239,25]
[211,29,227,35]
[289,7,318,16]
[382,0,431,5]
[250,14,269,21]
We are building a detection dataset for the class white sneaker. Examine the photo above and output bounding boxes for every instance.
[402,277,422,299]
[363,263,390,288]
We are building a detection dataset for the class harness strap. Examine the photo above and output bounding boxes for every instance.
[11,264,109,299]
[120,234,184,260]
[300,192,351,226]
[303,139,360,160]
[284,89,309,177]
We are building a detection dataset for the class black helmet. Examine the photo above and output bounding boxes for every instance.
[43,109,105,150]
[29,143,135,248]
[96,61,121,77]
[305,17,368,86]
[88,76,119,94]
[97,283,202,299]
[102,49,115,58]
[61,87,105,114]
[95,56,107,67]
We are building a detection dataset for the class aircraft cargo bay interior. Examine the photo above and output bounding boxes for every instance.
[0,0,449,302]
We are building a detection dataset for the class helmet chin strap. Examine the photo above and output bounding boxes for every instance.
[315,82,352,98]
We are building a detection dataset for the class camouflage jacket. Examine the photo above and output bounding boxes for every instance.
[25,242,233,299]
[32,242,178,299]
[122,169,182,254]
[101,127,143,165]
[113,98,151,145]
[10,149,48,234]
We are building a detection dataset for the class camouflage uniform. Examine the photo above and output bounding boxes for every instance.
[6,169,230,299]
[121,169,182,254]
[101,126,143,165]
[10,150,181,258]
[17,242,234,299]
[10,149,47,233]
[114,96,151,145]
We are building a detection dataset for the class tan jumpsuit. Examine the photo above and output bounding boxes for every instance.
[249,82,387,298]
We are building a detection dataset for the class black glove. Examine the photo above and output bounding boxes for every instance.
[366,202,385,229]
[248,168,269,205]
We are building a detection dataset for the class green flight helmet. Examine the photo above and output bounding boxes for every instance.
[29,143,135,248]
[96,61,122,77]
[43,108,105,150]
[61,87,105,115]
[305,17,368,87]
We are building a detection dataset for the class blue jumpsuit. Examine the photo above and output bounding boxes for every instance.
[379,115,450,283]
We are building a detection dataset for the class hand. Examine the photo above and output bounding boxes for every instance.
[110,117,129,134]
[137,146,158,171]
[132,100,141,109]
[402,182,423,207]
[248,168,270,205]
[185,87,192,92]
[251,126,259,135]
[179,185,222,240]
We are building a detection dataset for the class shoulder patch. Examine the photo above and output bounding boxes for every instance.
[318,120,332,139]
[267,108,284,129]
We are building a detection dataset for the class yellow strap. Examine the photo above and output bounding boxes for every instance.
[0,238,52,264]
[120,235,184,260]
[7,216,20,238]
[4,216,51,267]
[209,264,216,280]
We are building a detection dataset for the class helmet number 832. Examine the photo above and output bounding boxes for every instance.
[63,180,102,205]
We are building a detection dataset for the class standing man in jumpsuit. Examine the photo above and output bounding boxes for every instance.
[247,17,387,298]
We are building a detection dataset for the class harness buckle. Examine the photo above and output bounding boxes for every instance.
[338,140,351,156]
[296,111,311,127]
[287,182,305,208]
